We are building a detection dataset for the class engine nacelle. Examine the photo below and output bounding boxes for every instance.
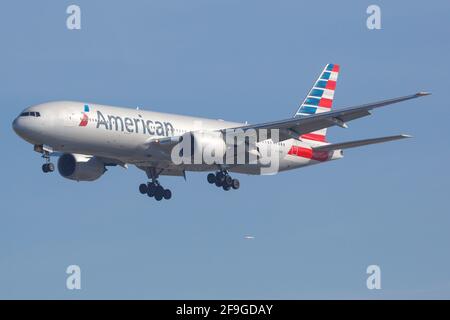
[57,153,106,181]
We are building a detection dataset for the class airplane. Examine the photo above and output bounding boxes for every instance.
[12,64,429,201]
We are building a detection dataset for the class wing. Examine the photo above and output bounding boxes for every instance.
[222,92,430,141]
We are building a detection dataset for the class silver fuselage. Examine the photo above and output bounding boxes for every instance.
[12,101,340,175]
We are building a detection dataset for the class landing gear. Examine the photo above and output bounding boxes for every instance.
[40,147,54,173]
[139,168,173,201]
[143,182,172,201]
[207,170,240,192]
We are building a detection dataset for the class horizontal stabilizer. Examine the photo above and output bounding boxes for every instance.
[312,134,412,152]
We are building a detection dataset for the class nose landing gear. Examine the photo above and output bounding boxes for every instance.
[40,148,54,173]
[207,171,240,191]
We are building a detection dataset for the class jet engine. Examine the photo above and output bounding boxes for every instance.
[57,153,106,181]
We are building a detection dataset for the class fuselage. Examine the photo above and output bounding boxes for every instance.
[12,101,341,175]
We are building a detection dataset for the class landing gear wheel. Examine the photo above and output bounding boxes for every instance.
[139,184,148,194]
[223,185,231,191]
[147,183,156,197]
[42,163,54,173]
[224,175,233,187]
[163,189,172,200]
[207,173,216,184]
[232,179,240,190]
[216,172,225,184]
[155,185,164,201]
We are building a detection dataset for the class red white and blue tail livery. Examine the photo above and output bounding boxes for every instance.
[296,63,340,144]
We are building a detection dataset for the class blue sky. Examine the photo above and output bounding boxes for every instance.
[1,0,449,299]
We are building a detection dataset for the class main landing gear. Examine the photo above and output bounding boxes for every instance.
[139,181,172,201]
[207,171,240,191]
[139,168,172,201]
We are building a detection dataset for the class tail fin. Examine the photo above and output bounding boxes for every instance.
[294,63,340,143]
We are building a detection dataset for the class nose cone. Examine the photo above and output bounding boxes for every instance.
[12,117,22,135]
[12,113,42,143]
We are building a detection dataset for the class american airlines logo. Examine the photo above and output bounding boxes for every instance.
[95,109,174,137]
[78,105,90,127]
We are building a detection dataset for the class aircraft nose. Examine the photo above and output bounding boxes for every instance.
[12,115,31,138]
[12,117,21,134]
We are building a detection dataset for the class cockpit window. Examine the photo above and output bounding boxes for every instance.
[20,112,41,117]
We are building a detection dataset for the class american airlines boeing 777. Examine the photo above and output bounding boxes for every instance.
[12,64,429,201]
